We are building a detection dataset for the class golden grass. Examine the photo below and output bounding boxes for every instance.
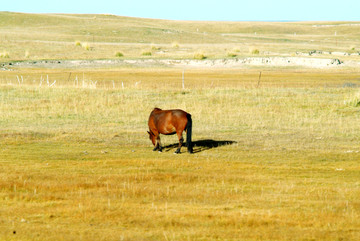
[193,51,206,60]
[0,12,360,61]
[1,68,360,240]
[1,12,360,240]
[0,51,10,58]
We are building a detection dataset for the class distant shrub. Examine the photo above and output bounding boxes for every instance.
[172,42,180,49]
[344,92,360,107]
[251,49,260,55]
[151,44,160,51]
[227,52,237,58]
[115,52,124,57]
[81,42,91,51]
[194,52,206,60]
[232,48,240,53]
[75,41,91,50]
[249,47,260,55]
[142,50,152,56]
[0,51,9,58]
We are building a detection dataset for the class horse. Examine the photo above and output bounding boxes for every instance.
[147,108,193,154]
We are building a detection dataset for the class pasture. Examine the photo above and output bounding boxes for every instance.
[1,12,360,61]
[1,68,360,240]
[1,12,360,241]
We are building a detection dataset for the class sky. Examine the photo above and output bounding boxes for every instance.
[1,0,360,21]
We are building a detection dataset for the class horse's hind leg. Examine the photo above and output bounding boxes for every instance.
[175,134,183,154]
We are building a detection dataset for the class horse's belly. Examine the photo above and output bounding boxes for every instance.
[164,125,176,134]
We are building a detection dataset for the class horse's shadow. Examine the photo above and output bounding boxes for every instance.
[163,139,237,153]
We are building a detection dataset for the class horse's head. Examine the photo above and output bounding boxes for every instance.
[147,131,156,146]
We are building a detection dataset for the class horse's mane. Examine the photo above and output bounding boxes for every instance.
[153,107,162,112]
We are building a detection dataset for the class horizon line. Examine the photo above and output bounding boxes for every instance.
[1,11,359,23]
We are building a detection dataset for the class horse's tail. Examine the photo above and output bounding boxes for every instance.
[186,114,193,153]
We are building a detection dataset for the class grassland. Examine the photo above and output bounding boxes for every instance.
[1,12,360,241]
[1,12,360,61]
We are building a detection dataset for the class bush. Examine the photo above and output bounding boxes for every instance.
[0,51,9,58]
[151,44,160,51]
[227,52,237,58]
[172,42,179,49]
[194,52,206,60]
[142,51,152,56]
[249,47,260,55]
[251,49,260,55]
[75,41,81,47]
[81,42,91,51]
[115,52,124,57]
[344,92,360,107]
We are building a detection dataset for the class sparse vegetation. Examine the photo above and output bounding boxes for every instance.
[250,47,260,55]
[193,51,206,60]
[141,50,152,56]
[227,52,237,57]
[0,12,359,61]
[172,41,180,49]
[151,44,160,51]
[1,69,360,241]
[0,51,9,58]
[344,91,360,107]
[74,41,91,51]
[115,51,124,57]
[81,42,91,51]
[1,12,360,241]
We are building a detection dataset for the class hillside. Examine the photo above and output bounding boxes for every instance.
[0,12,360,62]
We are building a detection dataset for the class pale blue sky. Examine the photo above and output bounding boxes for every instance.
[2,0,360,21]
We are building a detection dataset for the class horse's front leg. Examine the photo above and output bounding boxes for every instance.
[175,136,184,154]
[154,135,162,152]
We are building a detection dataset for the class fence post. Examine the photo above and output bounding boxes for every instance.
[257,71,262,88]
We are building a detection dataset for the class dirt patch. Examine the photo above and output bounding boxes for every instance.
[2,57,359,70]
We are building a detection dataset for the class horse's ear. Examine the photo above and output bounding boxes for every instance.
[147,131,151,135]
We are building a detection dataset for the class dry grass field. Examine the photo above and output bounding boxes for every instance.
[1,12,360,241]
[1,12,360,61]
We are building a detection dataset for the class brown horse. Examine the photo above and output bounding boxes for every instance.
[148,108,193,154]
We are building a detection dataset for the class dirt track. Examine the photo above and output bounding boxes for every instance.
[2,56,360,70]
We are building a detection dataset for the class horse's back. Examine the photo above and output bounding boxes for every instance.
[150,108,188,119]
[171,109,188,117]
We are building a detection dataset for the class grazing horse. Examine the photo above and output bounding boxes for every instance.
[148,108,193,154]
